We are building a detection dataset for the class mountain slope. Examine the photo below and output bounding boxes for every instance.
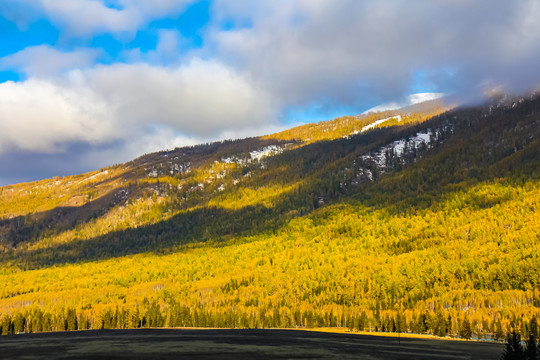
[0,95,538,339]
[0,101,450,259]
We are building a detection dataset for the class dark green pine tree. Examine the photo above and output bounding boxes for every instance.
[530,317,539,341]
[495,320,505,341]
[359,311,368,331]
[13,313,25,334]
[272,307,281,328]
[66,308,78,331]
[459,317,472,340]
[433,311,447,337]
[102,309,113,329]
[501,331,524,360]
[1,315,11,335]
[524,334,538,360]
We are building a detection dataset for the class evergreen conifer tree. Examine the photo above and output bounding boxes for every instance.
[495,320,505,341]
[524,334,538,360]
[459,318,472,340]
[530,317,539,340]
[501,331,524,360]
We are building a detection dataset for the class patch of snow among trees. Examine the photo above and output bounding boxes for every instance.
[360,115,402,133]
[364,129,434,164]
[249,145,284,161]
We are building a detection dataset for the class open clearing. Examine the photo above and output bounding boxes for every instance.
[0,328,503,359]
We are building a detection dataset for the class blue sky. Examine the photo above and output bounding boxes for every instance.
[1,0,540,185]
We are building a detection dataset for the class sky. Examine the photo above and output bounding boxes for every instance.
[1,0,540,185]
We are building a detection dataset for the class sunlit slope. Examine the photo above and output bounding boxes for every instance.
[264,98,449,143]
[0,177,538,334]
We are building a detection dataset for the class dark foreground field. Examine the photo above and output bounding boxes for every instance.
[0,328,503,360]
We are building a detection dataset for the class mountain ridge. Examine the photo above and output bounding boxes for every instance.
[0,94,538,339]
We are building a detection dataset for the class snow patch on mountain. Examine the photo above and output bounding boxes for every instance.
[360,115,402,133]
[77,170,108,185]
[250,145,284,161]
[342,121,455,192]
[360,128,436,170]
[363,93,445,114]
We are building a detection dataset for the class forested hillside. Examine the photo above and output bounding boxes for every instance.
[0,95,538,341]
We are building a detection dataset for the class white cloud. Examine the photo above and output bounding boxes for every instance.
[0,46,100,77]
[155,30,182,62]
[210,0,540,109]
[86,60,274,136]
[34,0,193,37]
[0,79,114,153]
[124,30,188,65]
[117,0,191,18]
[40,0,141,36]
[0,0,44,29]
[1,0,196,36]
[0,60,275,157]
